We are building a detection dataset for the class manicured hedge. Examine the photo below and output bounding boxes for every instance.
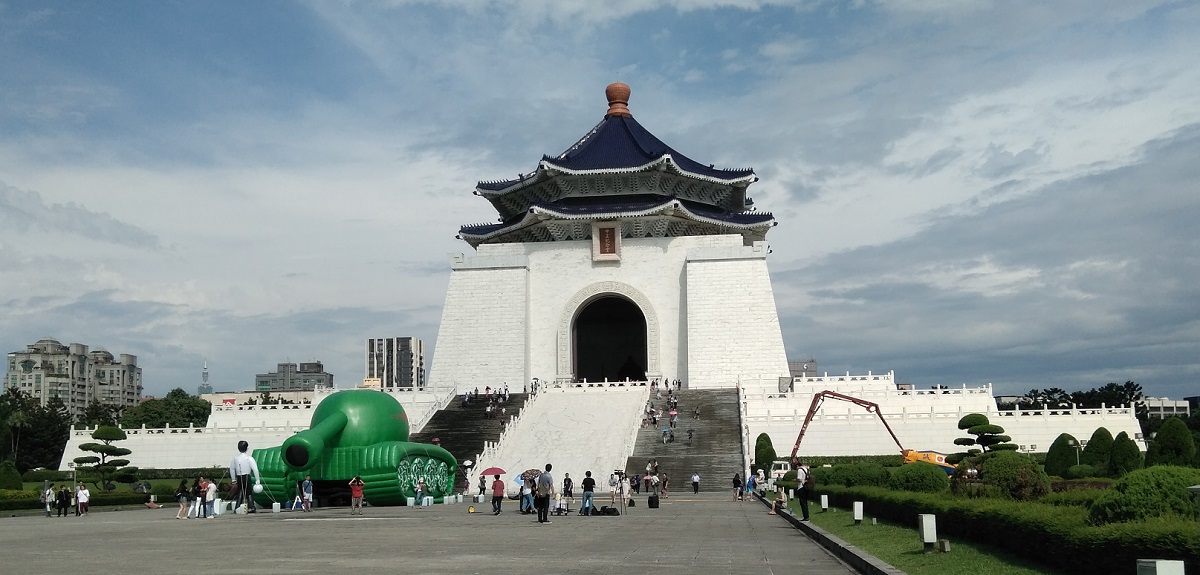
[887,461,949,493]
[811,485,1200,574]
[1088,466,1200,524]
[0,491,149,511]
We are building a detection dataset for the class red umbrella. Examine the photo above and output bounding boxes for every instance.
[480,466,506,476]
[669,410,678,415]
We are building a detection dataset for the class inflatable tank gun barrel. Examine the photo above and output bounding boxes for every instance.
[282,411,348,471]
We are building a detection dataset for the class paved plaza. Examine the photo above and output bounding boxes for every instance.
[0,492,860,575]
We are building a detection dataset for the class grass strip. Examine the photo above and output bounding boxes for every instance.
[796,501,1068,575]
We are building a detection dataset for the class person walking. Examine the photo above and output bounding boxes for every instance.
[535,463,555,524]
[174,480,190,519]
[580,471,596,516]
[75,482,90,516]
[302,474,314,512]
[731,473,742,501]
[349,476,365,515]
[490,474,505,515]
[660,472,670,498]
[56,485,70,517]
[690,472,700,494]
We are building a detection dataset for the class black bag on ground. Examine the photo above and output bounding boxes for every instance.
[627,498,635,507]
[648,495,660,509]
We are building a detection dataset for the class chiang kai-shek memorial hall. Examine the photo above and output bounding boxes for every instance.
[427,83,791,390]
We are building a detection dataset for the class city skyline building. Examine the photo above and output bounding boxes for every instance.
[4,337,143,420]
[254,361,334,392]
[364,337,426,390]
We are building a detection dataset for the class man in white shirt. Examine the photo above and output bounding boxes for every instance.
[229,440,262,513]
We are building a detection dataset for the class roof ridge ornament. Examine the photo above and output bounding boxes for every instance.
[605,82,632,117]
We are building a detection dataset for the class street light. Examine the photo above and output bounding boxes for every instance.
[1067,439,1081,466]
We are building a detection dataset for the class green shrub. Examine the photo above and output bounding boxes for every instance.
[981,451,1050,500]
[1065,464,1096,479]
[0,460,22,490]
[1088,465,1200,525]
[888,461,949,493]
[754,433,776,473]
[1081,427,1114,476]
[1109,431,1144,476]
[21,469,74,483]
[1045,433,1079,478]
[827,462,890,488]
[0,488,37,500]
[1145,417,1196,467]
[1042,488,1109,508]
[1051,477,1116,491]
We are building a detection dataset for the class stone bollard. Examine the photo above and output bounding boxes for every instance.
[853,501,864,525]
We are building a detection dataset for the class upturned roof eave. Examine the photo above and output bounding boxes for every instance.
[474,155,756,198]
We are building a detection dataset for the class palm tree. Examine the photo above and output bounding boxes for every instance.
[5,410,29,460]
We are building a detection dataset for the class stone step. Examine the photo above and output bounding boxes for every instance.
[410,392,528,489]
[625,388,743,492]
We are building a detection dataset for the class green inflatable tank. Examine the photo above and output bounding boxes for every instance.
[252,389,457,506]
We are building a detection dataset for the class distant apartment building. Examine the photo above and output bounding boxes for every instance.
[364,337,425,390]
[4,337,143,420]
[254,361,333,392]
[1142,397,1191,419]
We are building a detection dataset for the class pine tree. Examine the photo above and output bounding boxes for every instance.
[73,426,138,490]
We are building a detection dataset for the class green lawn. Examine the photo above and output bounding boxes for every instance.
[793,501,1069,575]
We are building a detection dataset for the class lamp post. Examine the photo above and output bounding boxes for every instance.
[1067,439,1080,466]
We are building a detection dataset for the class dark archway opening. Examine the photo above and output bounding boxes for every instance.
[573,296,647,382]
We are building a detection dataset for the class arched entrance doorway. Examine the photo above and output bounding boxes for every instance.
[573,296,647,382]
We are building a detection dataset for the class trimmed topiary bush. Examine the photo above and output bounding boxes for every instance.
[827,462,890,488]
[981,450,1050,500]
[1145,417,1196,468]
[1109,431,1144,476]
[0,460,22,490]
[754,433,777,473]
[1081,427,1114,476]
[889,461,949,493]
[1088,465,1200,525]
[1045,433,1079,478]
[1065,464,1096,479]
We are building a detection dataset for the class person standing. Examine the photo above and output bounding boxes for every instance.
[415,476,427,508]
[205,477,217,518]
[490,474,505,515]
[690,472,701,494]
[608,471,620,505]
[660,472,670,499]
[43,484,54,517]
[302,474,314,512]
[478,474,487,497]
[795,461,811,522]
[75,482,90,516]
[562,472,574,507]
[535,463,555,524]
[56,485,71,517]
[229,440,262,513]
[349,476,365,515]
[196,476,208,518]
[580,471,596,516]
[731,473,742,501]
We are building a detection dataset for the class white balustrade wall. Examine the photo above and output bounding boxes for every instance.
[742,373,1146,458]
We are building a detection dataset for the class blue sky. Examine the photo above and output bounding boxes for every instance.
[2,1,1198,400]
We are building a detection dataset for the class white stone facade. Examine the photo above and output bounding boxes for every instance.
[428,234,790,391]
